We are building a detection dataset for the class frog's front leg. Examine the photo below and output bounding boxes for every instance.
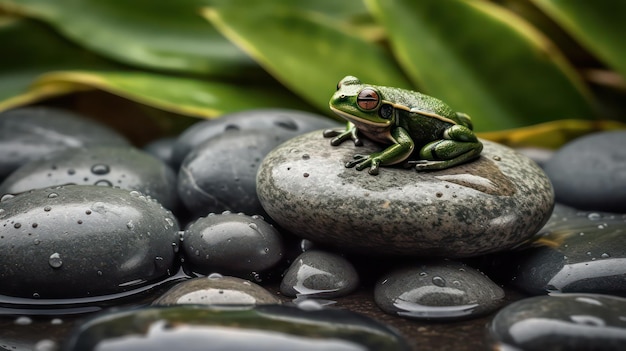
[346,127,414,175]
[409,124,483,171]
[323,122,362,146]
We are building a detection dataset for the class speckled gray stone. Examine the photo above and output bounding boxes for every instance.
[153,275,280,306]
[374,261,504,321]
[280,250,359,298]
[257,131,554,257]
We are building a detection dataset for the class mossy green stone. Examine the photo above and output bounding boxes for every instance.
[257,131,554,257]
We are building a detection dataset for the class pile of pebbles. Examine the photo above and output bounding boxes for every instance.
[1,106,625,350]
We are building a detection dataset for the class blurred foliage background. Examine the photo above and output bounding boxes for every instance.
[0,0,624,147]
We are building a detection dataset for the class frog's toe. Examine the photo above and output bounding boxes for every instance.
[322,128,341,138]
[413,160,444,171]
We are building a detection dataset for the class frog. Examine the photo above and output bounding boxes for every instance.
[323,76,483,175]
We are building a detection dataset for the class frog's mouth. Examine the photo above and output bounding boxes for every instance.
[330,107,390,129]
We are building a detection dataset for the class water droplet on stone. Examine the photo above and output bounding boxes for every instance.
[1,194,15,202]
[13,222,21,229]
[601,253,610,258]
[126,221,134,230]
[302,154,310,160]
[34,339,57,351]
[47,193,58,199]
[208,273,223,280]
[587,213,601,221]
[32,223,38,228]
[91,164,110,175]
[248,223,258,230]
[50,318,63,325]
[48,252,63,269]
[32,292,40,298]
[14,316,32,325]
[296,299,325,311]
[94,179,112,187]
[85,210,92,215]
[432,276,446,287]
[67,169,76,175]
[303,172,310,178]
[165,217,174,227]
[129,190,141,197]
[44,206,51,212]
[34,239,41,245]
[419,271,428,277]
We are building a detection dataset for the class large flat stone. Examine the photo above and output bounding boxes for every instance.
[257,131,553,257]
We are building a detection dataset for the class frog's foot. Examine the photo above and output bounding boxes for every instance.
[346,154,381,175]
[409,139,483,171]
[323,127,362,146]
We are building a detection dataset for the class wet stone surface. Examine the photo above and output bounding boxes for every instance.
[488,293,626,351]
[374,260,504,321]
[257,131,554,257]
[509,204,626,295]
[177,130,291,218]
[544,131,626,212]
[182,212,284,280]
[280,250,359,299]
[64,304,410,351]
[0,146,179,211]
[0,185,179,299]
[171,108,340,169]
[0,107,129,181]
[153,274,281,306]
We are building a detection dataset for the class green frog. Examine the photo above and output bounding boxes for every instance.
[324,76,483,175]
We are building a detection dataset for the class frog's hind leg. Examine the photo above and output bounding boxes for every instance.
[408,124,483,171]
[409,140,482,171]
[455,112,474,130]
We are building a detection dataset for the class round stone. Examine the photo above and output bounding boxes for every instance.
[177,130,289,217]
[488,294,626,351]
[0,185,179,298]
[374,261,504,321]
[153,275,281,306]
[182,212,284,279]
[0,107,129,181]
[544,131,626,212]
[0,146,178,211]
[65,304,410,351]
[510,204,626,295]
[280,250,359,298]
[171,108,340,168]
[257,131,554,257]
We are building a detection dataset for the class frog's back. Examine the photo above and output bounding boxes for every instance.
[380,86,459,122]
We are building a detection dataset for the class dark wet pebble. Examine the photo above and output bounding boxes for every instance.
[510,204,626,295]
[171,108,340,168]
[488,293,626,351]
[374,261,505,321]
[143,137,177,169]
[544,130,626,212]
[182,212,284,280]
[257,131,554,257]
[178,129,293,218]
[0,185,179,298]
[280,250,359,299]
[0,107,129,181]
[65,304,409,351]
[153,274,280,306]
[0,146,178,211]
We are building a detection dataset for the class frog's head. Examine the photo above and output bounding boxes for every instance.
[329,76,394,128]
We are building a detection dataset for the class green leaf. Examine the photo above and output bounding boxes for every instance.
[530,0,626,80]
[365,0,596,131]
[0,0,259,77]
[202,5,412,113]
[0,17,119,108]
[0,18,310,116]
[29,71,310,117]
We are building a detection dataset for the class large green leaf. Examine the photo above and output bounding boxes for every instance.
[530,0,626,80]
[0,0,260,77]
[365,0,596,131]
[28,71,310,117]
[202,5,412,112]
[0,18,310,116]
[0,17,119,108]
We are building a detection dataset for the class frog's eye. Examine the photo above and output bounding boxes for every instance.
[357,88,379,110]
[379,104,394,120]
